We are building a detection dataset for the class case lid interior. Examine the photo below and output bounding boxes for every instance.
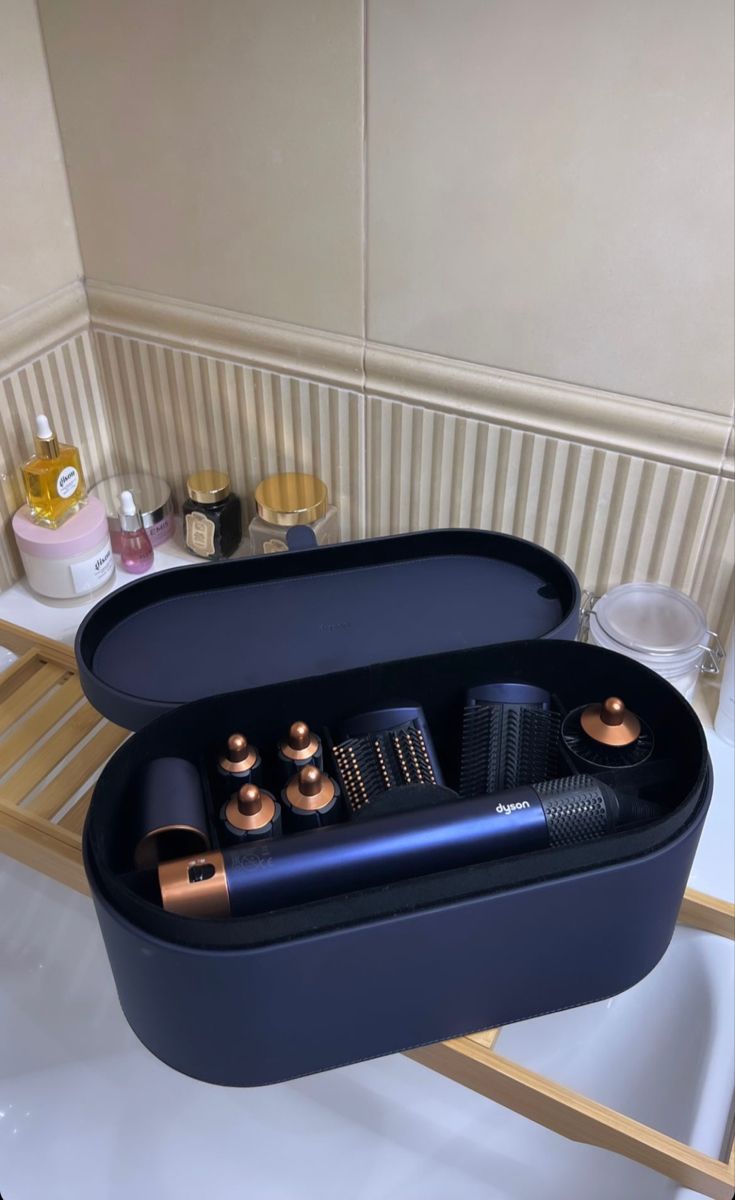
[76,530,580,729]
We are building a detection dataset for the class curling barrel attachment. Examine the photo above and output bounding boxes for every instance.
[217,732,262,788]
[220,783,281,843]
[277,721,323,783]
[281,765,342,831]
[133,757,211,870]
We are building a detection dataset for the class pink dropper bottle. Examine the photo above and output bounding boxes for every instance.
[118,489,154,574]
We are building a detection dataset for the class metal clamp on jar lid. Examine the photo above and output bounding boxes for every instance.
[254,472,328,527]
[186,470,232,505]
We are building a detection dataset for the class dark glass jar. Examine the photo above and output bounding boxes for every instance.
[183,470,241,560]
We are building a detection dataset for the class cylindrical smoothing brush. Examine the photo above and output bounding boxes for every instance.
[459,683,560,798]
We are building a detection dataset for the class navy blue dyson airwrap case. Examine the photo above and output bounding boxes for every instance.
[76,531,711,1086]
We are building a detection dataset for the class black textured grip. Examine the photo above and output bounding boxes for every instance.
[534,775,616,846]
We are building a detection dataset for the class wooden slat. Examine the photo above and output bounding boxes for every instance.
[0,674,83,774]
[29,721,128,820]
[0,702,101,807]
[0,661,67,736]
[406,1039,735,1200]
[0,618,78,671]
[0,794,81,850]
[0,805,87,894]
[679,889,735,940]
[58,783,95,835]
[466,1027,501,1052]
[0,650,44,703]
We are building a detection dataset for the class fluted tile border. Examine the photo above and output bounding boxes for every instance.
[94,332,366,542]
[87,280,732,476]
[365,394,732,636]
[0,282,88,377]
[1,281,731,644]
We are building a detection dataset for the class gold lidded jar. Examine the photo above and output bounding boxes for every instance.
[183,469,242,560]
[249,472,338,554]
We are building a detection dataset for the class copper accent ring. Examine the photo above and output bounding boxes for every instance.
[159,851,230,918]
[223,786,277,832]
[285,768,336,813]
[133,824,210,871]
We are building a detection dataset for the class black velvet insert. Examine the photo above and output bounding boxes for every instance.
[84,639,709,952]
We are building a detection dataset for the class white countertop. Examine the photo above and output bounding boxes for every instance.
[0,549,733,1200]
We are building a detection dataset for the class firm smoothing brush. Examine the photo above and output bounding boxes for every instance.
[459,683,560,798]
[332,705,443,812]
[157,775,660,918]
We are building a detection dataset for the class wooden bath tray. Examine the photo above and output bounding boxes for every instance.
[0,617,732,1199]
[0,617,128,892]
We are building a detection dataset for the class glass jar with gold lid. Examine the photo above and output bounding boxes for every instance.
[249,472,338,554]
[183,470,242,560]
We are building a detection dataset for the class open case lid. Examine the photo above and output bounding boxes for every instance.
[75,529,580,730]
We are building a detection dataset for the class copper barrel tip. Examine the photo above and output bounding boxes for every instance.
[288,721,311,750]
[227,733,249,761]
[298,765,323,796]
[237,784,262,816]
[601,697,625,726]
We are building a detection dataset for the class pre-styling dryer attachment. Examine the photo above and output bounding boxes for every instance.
[157,774,662,919]
[459,682,560,798]
[562,696,654,769]
[132,757,211,870]
[332,705,443,813]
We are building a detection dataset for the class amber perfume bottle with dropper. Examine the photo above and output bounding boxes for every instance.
[21,414,86,527]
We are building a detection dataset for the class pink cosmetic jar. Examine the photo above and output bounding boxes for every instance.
[13,496,115,599]
[91,473,174,553]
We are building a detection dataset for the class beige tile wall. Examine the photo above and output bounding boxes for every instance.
[367,0,734,414]
[38,0,734,419]
[37,0,364,336]
[0,0,82,319]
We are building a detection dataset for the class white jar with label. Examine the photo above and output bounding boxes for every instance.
[12,496,115,600]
